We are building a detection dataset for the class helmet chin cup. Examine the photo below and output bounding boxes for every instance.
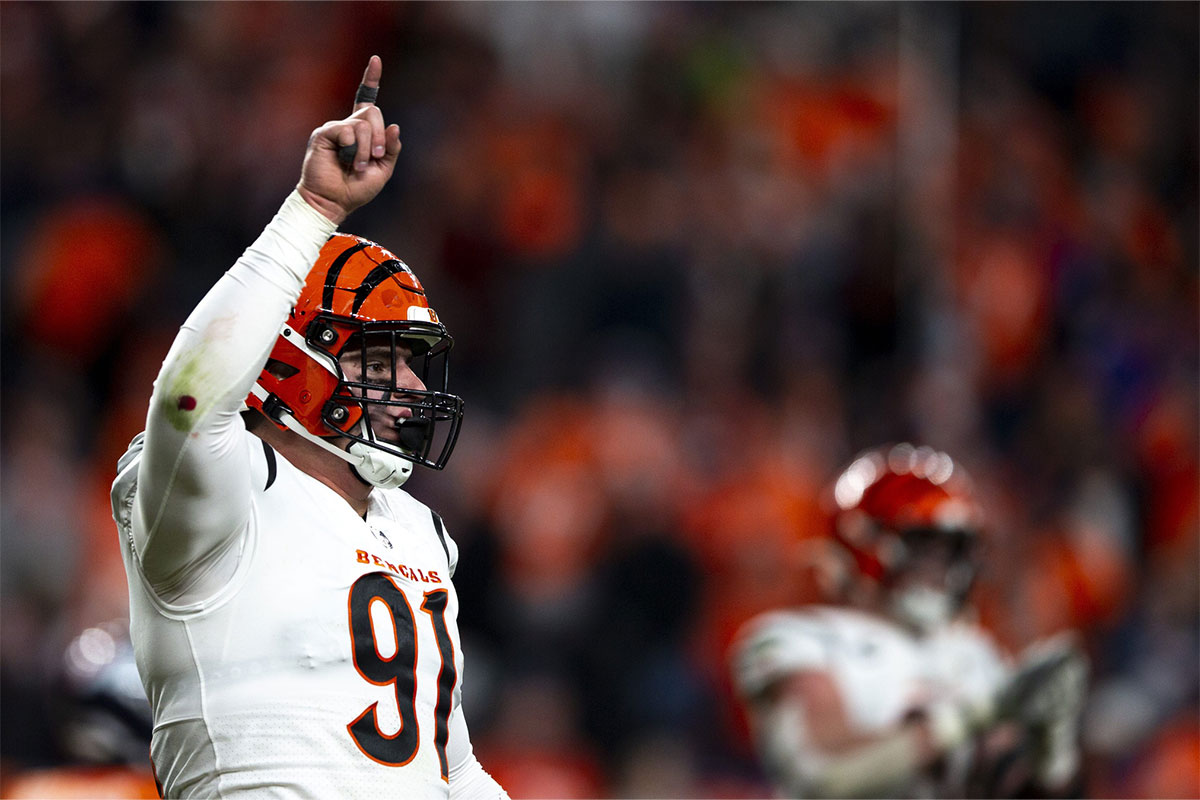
[348,441,413,489]
[890,586,954,633]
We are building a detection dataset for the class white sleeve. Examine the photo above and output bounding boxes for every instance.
[446,703,509,800]
[132,191,337,602]
[731,611,831,698]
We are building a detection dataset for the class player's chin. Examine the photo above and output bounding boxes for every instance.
[371,420,412,448]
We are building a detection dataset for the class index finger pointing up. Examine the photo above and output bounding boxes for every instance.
[353,55,383,111]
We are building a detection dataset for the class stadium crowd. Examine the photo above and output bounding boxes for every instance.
[1,3,1196,797]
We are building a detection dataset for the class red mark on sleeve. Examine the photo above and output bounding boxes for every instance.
[177,395,197,411]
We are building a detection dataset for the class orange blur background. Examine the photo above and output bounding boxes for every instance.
[1,3,1196,798]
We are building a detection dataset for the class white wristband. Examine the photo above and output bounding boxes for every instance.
[246,190,341,286]
[926,701,971,750]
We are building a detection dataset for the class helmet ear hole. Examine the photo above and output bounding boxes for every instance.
[264,358,299,380]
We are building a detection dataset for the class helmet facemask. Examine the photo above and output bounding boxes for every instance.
[882,525,978,632]
[319,323,464,472]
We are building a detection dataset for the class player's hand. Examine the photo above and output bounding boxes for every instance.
[297,55,402,225]
[998,633,1088,790]
[998,632,1088,728]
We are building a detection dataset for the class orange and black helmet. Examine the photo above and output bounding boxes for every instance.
[824,443,984,606]
[247,233,464,471]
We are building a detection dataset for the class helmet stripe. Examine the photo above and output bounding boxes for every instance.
[351,259,425,315]
[322,240,371,311]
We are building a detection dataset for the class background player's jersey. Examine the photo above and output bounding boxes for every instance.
[732,605,1010,797]
[114,430,470,798]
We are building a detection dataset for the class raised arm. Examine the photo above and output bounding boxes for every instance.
[132,57,401,602]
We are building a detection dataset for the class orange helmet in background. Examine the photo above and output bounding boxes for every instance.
[247,233,464,487]
[825,443,985,630]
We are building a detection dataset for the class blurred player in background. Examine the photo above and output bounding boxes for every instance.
[110,57,507,798]
[731,443,1089,798]
[1,620,158,798]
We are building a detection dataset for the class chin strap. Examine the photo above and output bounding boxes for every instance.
[251,385,412,489]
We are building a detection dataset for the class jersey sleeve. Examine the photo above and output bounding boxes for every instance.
[731,611,833,699]
[426,509,459,578]
[128,191,337,603]
[111,432,146,551]
[446,703,509,800]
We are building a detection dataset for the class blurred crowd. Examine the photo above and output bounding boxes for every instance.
[1,2,1196,798]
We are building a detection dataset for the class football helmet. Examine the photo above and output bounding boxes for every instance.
[59,619,152,765]
[825,443,984,631]
[247,233,464,488]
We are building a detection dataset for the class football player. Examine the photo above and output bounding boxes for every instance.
[111,57,508,799]
[730,443,1088,798]
[1,620,159,799]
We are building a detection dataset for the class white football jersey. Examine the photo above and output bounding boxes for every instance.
[114,432,477,798]
[732,605,1010,797]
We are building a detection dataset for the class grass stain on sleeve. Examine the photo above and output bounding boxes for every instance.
[159,348,219,432]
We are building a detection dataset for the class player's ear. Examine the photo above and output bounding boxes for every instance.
[805,540,851,601]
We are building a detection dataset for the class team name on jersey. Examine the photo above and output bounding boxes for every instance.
[355,549,443,584]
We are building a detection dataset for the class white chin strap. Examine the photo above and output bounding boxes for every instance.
[268,402,413,489]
